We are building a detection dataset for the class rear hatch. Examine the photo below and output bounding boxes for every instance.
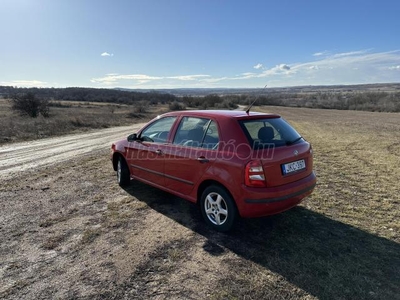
[239,117,313,187]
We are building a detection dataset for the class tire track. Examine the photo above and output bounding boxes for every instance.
[0,123,145,179]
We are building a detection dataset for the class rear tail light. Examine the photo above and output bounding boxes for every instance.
[245,160,266,187]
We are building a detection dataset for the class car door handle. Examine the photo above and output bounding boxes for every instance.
[197,157,209,163]
[155,149,163,155]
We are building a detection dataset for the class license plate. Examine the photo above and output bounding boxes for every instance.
[282,159,306,175]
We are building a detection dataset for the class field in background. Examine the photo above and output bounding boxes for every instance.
[259,106,400,239]
[0,106,399,299]
[0,99,163,144]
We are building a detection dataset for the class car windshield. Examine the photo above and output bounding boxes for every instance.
[239,117,302,149]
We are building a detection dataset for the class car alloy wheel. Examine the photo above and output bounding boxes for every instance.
[200,185,237,232]
[204,192,228,226]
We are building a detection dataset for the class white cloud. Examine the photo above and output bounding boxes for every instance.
[199,77,228,83]
[313,51,329,57]
[167,75,210,81]
[260,64,293,76]
[228,50,400,86]
[91,73,214,87]
[253,63,263,69]
[0,80,48,87]
[282,49,400,85]
[91,74,162,85]
[101,52,114,57]
[280,64,290,70]
[331,49,371,58]
[89,49,400,88]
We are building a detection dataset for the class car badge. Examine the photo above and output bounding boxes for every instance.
[293,150,299,156]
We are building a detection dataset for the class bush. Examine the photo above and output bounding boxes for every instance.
[216,99,238,109]
[133,100,149,113]
[10,92,50,118]
[169,101,186,111]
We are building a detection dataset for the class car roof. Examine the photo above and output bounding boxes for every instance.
[161,109,281,120]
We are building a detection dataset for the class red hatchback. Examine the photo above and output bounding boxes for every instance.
[111,110,316,231]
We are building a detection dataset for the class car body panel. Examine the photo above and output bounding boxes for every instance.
[163,144,216,195]
[127,141,166,187]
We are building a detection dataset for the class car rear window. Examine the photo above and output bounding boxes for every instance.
[239,117,302,148]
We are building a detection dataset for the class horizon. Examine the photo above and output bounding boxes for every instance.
[1,0,400,89]
[2,82,400,91]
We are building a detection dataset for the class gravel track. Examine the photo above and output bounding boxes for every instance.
[0,124,145,179]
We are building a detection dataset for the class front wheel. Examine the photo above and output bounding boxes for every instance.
[200,185,237,232]
[117,157,130,187]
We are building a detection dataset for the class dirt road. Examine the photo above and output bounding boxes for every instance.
[0,124,145,179]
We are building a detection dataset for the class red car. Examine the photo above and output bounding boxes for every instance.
[111,110,316,231]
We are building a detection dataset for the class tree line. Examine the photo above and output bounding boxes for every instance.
[2,86,399,118]
[0,86,178,105]
[181,91,400,112]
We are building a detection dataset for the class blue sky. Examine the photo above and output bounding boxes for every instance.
[1,0,400,89]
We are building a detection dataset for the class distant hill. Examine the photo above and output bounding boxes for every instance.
[115,82,400,96]
[1,83,399,112]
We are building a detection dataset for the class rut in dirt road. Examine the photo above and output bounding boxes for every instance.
[0,124,145,179]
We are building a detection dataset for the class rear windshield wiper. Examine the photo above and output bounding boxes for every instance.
[286,137,303,145]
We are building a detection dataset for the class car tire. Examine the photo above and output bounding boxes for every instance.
[117,157,130,187]
[200,185,237,232]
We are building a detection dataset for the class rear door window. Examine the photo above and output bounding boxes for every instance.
[173,117,219,149]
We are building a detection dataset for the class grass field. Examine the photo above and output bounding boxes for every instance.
[210,106,400,299]
[0,105,399,299]
[0,99,162,144]
[127,106,400,299]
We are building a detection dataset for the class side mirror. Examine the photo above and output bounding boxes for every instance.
[127,133,139,142]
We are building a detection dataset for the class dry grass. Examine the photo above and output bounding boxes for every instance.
[264,106,400,239]
[118,106,400,299]
[0,99,166,144]
[0,106,399,299]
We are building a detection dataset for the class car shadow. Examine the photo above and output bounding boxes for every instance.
[122,182,400,299]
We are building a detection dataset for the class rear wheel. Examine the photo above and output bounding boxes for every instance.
[200,185,237,232]
[117,157,130,187]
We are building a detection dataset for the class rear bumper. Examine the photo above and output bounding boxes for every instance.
[238,171,316,218]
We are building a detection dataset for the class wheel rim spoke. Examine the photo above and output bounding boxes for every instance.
[219,208,228,217]
[214,213,221,225]
[206,195,215,205]
[216,195,222,205]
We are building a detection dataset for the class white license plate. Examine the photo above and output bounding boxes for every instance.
[282,159,306,175]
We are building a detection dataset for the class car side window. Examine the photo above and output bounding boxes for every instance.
[140,117,176,143]
[173,117,219,149]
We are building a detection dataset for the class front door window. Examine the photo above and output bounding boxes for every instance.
[140,116,176,143]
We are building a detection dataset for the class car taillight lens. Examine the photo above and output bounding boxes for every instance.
[245,160,266,187]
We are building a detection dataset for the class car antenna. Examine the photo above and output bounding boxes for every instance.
[245,84,267,114]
